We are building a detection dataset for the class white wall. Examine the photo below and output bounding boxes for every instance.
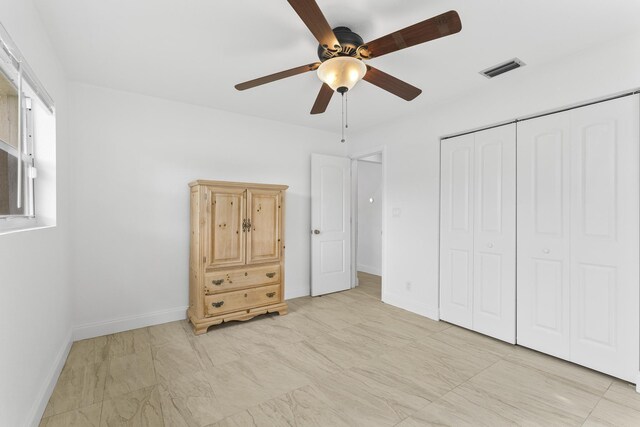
[0,1,71,426]
[348,30,640,319]
[357,160,382,276]
[69,83,345,338]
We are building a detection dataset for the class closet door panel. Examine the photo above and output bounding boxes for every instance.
[440,134,474,329]
[473,124,516,343]
[569,96,639,382]
[517,113,572,359]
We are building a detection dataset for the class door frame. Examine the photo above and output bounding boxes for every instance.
[350,146,387,300]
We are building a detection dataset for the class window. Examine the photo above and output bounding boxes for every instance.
[0,68,34,217]
[0,22,55,230]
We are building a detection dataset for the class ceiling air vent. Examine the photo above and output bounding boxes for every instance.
[480,58,526,79]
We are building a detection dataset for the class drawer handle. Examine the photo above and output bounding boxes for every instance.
[211,301,224,308]
[266,272,276,278]
[266,292,276,298]
[211,279,224,286]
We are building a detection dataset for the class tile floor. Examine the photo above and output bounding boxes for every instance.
[40,272,640,426]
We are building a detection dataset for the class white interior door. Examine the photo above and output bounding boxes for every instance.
[472,124,516,343]
[311,153,351,296]
[517,111,572,359]
[440,133,475,329]
[569,96,639,382]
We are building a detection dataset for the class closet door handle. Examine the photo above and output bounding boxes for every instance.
[211,301,224,308]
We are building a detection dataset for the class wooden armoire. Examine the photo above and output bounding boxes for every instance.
[188,180,288,335]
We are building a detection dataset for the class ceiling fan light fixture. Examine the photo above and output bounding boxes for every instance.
[317,56,367,93]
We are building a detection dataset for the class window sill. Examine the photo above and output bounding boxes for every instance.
[0,218,55,236]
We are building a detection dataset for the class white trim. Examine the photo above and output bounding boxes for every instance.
[285,289,311,300]
[0,222,53,236]
[357,264,381,276]
[26,329,72,427]
[73,306,188,341]
[382,291,440,320]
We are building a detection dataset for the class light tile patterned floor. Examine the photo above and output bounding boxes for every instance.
[40,272,640,426]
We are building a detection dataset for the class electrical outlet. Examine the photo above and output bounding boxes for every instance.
[405,281,412,291]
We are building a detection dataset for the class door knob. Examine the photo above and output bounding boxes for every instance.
[543,248,550,254]
[487,243,494,248]
[313,229,320,235]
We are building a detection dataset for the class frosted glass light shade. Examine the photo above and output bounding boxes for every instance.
[317,57,367,92]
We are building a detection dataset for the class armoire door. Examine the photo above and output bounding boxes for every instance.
[246,189,281,265]
[517,112,572,359]
[440,133,475,329]
[568,96,639,382]
[206,187,246,268]
[472,124,516,343]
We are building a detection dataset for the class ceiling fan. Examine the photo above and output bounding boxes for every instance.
[235,0,462,115]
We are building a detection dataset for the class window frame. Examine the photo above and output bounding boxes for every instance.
[0,21,54,233]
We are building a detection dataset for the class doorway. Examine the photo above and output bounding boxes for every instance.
[310,151,386,298]
[351,149,385,300]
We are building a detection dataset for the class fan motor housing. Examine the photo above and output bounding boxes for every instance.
[317,27,364,61]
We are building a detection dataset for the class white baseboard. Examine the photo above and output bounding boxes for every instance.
[357,264,382,276]
[27,329,73,427]
[73,306,189,341]
[285,288,310,300]
[382,291,440,321]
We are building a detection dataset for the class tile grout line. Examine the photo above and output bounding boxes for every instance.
[580,381,615,426]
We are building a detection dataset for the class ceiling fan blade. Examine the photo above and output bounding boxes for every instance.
[362,10,461,59]
[310,83,334,114]
[287,0,341,51]
[363,66,422,101]
[235,62,321,91]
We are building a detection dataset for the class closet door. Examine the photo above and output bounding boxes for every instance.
[472,124,516,343]
[517,113,572,359]
[246,189,282,265]
[440,133,474,329]
[569,96,639,382]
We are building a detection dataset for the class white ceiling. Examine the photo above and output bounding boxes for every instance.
[33,0,640,133]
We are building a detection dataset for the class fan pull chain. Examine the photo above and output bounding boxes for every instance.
[341,92,345,143]
[345,92,349,129]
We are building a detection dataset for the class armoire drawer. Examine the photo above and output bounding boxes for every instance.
[204,265,280,295]
[205,284,281,317]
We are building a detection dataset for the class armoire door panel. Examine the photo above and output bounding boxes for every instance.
[472,124,516,343]
[569,95,639,382]
[246,189,281,264]
[207,187,246,268]
[440,133,474,329]
[517,112,572,359]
